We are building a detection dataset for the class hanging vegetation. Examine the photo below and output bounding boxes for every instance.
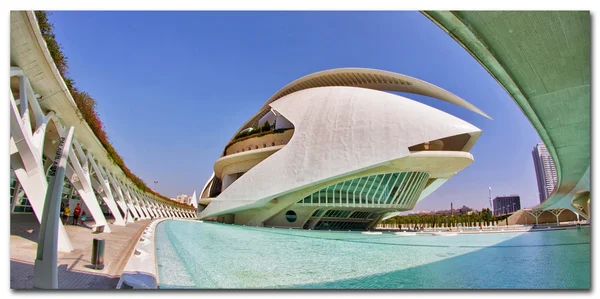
[34,11,191,208]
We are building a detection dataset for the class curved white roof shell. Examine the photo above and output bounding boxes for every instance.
[226,68,490,148]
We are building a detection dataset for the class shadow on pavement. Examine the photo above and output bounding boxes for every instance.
[10,259,121,290]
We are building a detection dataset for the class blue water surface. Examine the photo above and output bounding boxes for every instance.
[155,220,590,289]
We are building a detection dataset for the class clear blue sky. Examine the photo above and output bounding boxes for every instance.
[47,11,543,211]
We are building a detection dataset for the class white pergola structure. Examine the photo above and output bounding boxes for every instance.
[10,11,196,253]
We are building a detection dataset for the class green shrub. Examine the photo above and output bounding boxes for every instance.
[261,121,271,132]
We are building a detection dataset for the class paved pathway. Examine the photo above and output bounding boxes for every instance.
[10,214,151,289]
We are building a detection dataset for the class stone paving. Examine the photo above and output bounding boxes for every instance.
[10,213,151,289]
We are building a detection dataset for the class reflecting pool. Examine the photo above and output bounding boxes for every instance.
[155,221,590,289]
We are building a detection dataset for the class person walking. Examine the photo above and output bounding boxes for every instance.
[73,203,82,225]
[63,205,71,225]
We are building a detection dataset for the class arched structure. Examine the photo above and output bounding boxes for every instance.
[422,11,590,223]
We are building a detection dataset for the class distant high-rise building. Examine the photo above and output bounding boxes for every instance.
[532,143,558,204]
[493,195,521,216]
[176,194,191,205]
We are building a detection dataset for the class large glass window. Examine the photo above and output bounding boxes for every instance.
[297,171,430,208]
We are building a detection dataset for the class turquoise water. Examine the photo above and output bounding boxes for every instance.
[155,221,590,289]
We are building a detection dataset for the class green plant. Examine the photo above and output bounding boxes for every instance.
[261,121,271,132]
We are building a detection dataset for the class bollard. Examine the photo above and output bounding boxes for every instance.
[91,238,105,270]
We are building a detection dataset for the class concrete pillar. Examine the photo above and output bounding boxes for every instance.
[33,126,74,289]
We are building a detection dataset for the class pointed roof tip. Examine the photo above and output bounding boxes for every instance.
[480,111,493,120]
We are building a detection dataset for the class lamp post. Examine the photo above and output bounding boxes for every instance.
[153,181,158,191]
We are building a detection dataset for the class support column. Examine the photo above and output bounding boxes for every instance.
[155,202,166,218]
[33,126,74,289]
[549,208,566,225]
[526,209,544,225]
[117,181,140,220]
[87,153,125,226]
[140,195,155,218]
[126,187,149,219]
[121,184,144,220]
[104,171,135,223]
[48,120,111,232]
[9,82,73,252]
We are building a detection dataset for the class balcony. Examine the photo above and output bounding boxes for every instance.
[224,128,294,156]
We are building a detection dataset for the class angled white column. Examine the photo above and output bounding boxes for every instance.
[104,170,135,223]
[121,183,143,220]
[141,194,154,218]
[157,203,167,218]
[124,185,149,219]
[51,121,110,233]
[153,199,163,218]
[64,163,111,232]
[130,190,149,219]
[9,78,73,253]
[114,180,140,220]
[154,202,163,218]
[33,126,74,289]
[124,185,145,219]
[87,154,125,226]
[89,176,125,226]
[138,192,155,218]
[139,194,155,218]
[147,197,160,218]
[135,191,151,219]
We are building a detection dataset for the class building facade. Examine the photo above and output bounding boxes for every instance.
[493,195,521,216]
[176,194,191,205]
[532,143,558,204]
[198,68,489,230]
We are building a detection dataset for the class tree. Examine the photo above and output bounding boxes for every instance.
[261,121,271,132]
[481,208,493,226]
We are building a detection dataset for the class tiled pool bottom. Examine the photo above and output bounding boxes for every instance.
[155,221,590,289]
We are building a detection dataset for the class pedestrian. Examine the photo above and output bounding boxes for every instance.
[73,203,82,225]
[80,211,87,226]
[60,203,65,224]
[63,205,71,225]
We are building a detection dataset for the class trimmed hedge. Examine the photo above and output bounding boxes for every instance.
[34,11,191,209]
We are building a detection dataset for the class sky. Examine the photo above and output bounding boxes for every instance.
[47,11,543,211]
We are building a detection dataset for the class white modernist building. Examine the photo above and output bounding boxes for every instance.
[198,68,488,230]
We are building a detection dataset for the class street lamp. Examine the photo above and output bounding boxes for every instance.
[153,181,158,190]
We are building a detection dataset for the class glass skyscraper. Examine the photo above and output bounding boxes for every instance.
[532,143,558,204]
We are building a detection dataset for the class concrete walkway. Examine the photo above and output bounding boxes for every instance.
[10,214,151,289]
